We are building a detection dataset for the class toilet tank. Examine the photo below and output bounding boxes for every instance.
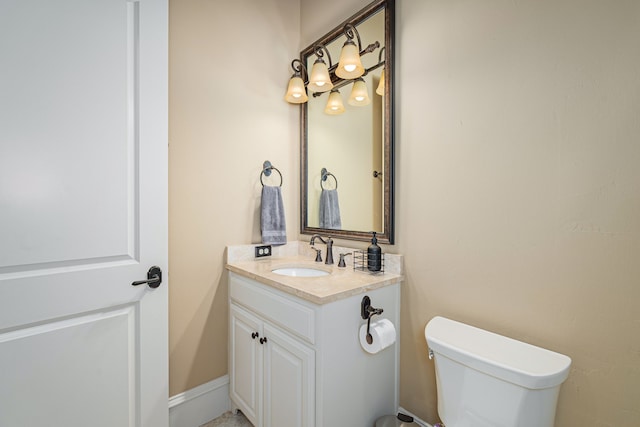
[425,316,571,427]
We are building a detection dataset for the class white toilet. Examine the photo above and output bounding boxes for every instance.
[424,316,571,427]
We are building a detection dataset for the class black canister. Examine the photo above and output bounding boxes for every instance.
[367,231,382,272]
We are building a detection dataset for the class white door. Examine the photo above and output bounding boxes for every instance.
[0,0,168,425]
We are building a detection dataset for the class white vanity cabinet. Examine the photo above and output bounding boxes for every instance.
[230,303,316,427]
[230,275,316,427]
[229,271,400,427]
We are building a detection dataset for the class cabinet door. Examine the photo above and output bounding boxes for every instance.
[230,304,263,427]
[263,324,316,427]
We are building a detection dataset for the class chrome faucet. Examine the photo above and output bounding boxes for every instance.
[310,235,334,265]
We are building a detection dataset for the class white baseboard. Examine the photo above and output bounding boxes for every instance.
[397,406,431,427]
[169,375,230,427]
[166,378,427,427]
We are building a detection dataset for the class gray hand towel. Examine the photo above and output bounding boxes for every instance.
[319,188,342,230]
[261,185,287,245]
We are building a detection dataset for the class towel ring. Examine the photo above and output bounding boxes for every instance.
[260,161,283,187]
[320,167,338,190]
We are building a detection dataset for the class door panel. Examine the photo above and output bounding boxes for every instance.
[0,0,136,270]
[0,307,136,426]
[263,324,315,427]
[230,304,262,427]
[0,0,168,425]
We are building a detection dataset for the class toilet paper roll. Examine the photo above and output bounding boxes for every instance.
[359,318,396,354]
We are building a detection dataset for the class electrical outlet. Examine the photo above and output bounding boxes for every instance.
[255,245,272,258]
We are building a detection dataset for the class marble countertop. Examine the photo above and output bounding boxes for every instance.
[225,242,403,305]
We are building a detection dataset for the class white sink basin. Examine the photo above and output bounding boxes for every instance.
[271,267,330,278]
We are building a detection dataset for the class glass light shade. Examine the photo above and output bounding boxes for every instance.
[348,78,370,106]
[376,69,385,96]
[335,41,364,79]
[324,90,345,115]
[284,75,308,103]
[308,59,333,93]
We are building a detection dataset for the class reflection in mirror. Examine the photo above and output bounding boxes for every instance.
[296,0,394,244]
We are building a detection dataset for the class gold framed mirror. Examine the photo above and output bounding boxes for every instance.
[299,0,394,244]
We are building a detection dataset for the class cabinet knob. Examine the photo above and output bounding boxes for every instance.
[260,337,268,345]
[252,332,259,339]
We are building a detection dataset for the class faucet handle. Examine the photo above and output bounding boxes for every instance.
[338,252,351,268]
[312,247,323,263]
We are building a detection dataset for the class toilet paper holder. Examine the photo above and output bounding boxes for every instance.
[361,295,383,319]
[361,295,384,344]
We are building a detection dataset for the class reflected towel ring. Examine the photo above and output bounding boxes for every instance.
[321,167,338,190]
[261,161,283,187]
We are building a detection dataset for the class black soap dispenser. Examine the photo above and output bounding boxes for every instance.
[367,231,382,272]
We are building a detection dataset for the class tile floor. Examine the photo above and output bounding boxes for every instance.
[200,411,253,427]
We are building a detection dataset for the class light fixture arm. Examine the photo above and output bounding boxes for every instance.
[343,23,362,52]
[290,58,308,83]
[314,44,333,68]
[343,23,380,56]
[361,41,381,56]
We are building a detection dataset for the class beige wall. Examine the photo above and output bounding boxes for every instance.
[171,0,640,425]
[168,0,300,396]
[394,0,640,426]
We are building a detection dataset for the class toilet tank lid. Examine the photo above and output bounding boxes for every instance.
[425,316,572,390]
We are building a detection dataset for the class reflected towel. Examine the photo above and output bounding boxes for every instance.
[261,185,287,245]
[319,188,342,230]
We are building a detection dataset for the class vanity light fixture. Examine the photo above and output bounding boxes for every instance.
[348,78,371,106]
[284,59,309,104]
[307,45,334,93]
[324,90,346,115]
[285,22,382,107]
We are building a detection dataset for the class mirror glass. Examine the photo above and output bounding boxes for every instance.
[300,0,394,244]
